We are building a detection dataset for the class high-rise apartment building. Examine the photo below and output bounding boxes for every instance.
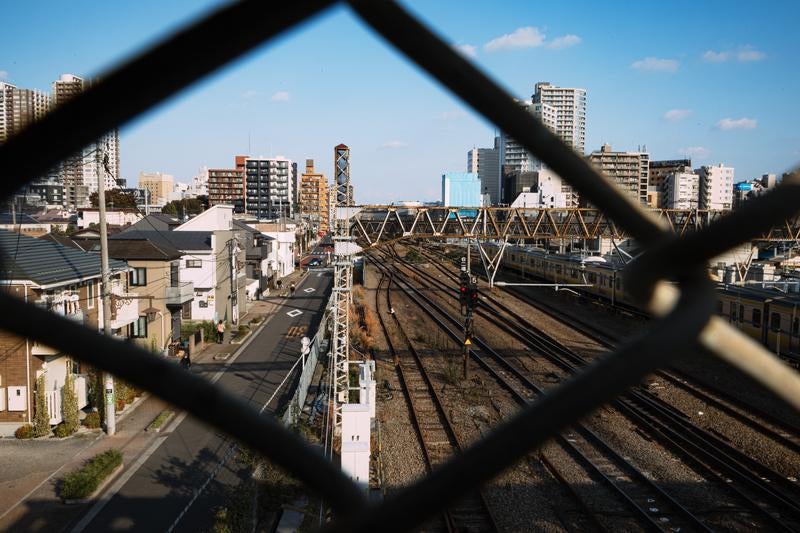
[698,164,734,210]
[299,159,330,233]
[467,140,500,205]
[208,166,245,213]
[0,82,51,145]
[588,144,650,205]
[139,171,175,205]
[51,74,120,207]
[334,144,352,206]
[244,156,294,219]
[663,171,700,209]
[532,82,586,154]
[649,159,692,192]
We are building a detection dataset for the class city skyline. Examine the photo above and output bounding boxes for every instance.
[1,0,799,204]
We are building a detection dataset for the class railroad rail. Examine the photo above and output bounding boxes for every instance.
[372,256,711,532]
[380,247,800,530]
[374,272,499,532]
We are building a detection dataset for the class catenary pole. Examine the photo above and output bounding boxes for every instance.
[96,146,116,435]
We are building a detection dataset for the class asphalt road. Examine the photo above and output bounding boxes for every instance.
[75,269,332,532]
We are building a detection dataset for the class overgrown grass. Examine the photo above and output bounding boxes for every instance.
[60,449,123,500]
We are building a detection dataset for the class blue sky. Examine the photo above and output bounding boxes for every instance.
[2,0,799,204]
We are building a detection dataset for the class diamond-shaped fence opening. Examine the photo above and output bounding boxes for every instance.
[1,1,799,532]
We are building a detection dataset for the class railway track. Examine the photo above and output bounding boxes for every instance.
[378,245,800,531]
[373,271,499,532]
[372,258,710,532]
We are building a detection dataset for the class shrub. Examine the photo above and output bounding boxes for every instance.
[60,449,123,501]
[33,374,50,437]
[54,423,71,438]
[62,373,80,435]
[15,424,33,439]
[237,325,248,337]
[83,412,101,429]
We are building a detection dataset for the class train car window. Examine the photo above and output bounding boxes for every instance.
[739,305,744,322]
[794,317,799,336]
[556,265,562,274]
[752,309,762,327]
[717,301,723,314]
[616,279,621,290]
[770,312,781,332]
[730,302,737,322]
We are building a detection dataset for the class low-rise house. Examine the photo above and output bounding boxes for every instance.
[0,231,135,435]
[0,213,52,238]
[77,208,143,229]
[252,221,297,280]
[108,237,193,353]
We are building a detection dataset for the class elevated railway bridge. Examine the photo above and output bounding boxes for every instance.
[348,206,800,248]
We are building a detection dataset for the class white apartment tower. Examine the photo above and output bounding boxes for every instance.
[532,82,587,153]
[698,164,734,210]
[663,171,700,209]
[467,140,500,205]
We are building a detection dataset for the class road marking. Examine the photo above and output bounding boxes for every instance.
[303,287,315,293]
[287,309,303,318]
[287,326,307,338]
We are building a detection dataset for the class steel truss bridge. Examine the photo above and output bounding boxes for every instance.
[349,206,800,248]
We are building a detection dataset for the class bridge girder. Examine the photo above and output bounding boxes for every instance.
[349,206,800,248]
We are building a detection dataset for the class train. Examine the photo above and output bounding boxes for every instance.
[494,245,800,357]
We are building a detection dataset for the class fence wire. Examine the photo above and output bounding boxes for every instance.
[1,1,799,531]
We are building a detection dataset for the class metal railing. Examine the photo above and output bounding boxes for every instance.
[1,1,799,532]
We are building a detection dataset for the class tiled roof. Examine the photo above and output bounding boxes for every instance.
[0,230,127,286]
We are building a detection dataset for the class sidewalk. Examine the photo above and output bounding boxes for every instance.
[0,279,306,532]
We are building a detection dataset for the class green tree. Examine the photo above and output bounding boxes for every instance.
[89,189,138,209]
[62,373,80,435]
[33,374,51,437]
[162,198,204,218]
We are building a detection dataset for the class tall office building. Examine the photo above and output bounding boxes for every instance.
[299,159,330,233]
[244,156,294,219]
[334,143,352,206]
[588,144,650,205]
[698,164,734,210]
[442,172,481,207]
[139,171,176,205]
[467,140,500,205]
[0,82,13,144]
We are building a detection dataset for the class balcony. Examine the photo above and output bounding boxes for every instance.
[110,292,140,329]
[165,281,194,307]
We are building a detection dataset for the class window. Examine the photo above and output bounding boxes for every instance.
[752,309,762,328]
[730,302,737,322]
[771,312,781,332]
[186,259,202,268]
[199,300,208,308]
[794,317,799,336]
[129,267,147,286]
[739,305,744,322]
[87,281,95,309]
[182,301,191,320]
[128,316,148,338]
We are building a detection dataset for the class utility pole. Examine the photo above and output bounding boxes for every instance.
[97,146,116,435]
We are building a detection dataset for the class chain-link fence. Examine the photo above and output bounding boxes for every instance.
[1,1,799,532]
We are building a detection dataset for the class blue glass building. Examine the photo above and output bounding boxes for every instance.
[441,172,481,207]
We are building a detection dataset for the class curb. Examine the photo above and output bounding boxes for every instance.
[145,410,175,433]
[62,462,125,505]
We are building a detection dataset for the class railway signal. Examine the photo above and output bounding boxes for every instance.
[459,271,470,312]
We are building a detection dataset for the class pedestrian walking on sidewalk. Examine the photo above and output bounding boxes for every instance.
[216,320,225,343]
[290,282,296,296]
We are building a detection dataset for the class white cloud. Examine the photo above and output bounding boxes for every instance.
[454,43,477,58]
[270,91,290,102]
[241,90,258,99]
[485,27,545,52]
[631,57,679,73]
[439,110,466,121]
[716,117,757,130]
[737,46,766,62]
[664,109,690,122]
[0,70,7,80]
[702,50,729,63]
[380,140,407,149]
[703,46,766,63]
[546,34,581,50]
[681,146,711,160]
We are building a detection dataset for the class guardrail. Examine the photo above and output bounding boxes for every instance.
[0,2,799,532]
